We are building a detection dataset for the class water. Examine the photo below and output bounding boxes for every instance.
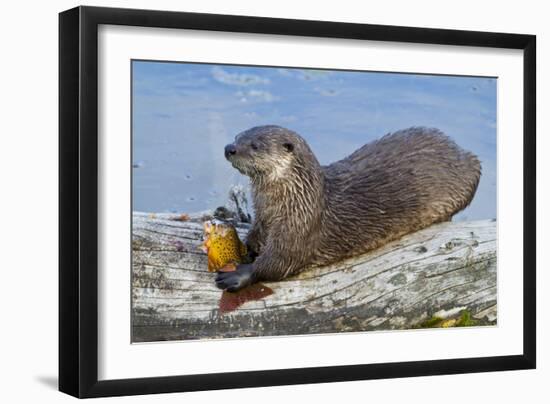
[132,61,497,222]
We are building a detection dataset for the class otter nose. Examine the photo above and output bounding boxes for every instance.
[224,144,237,158]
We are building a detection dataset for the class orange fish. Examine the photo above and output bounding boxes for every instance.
[201,220,247,272]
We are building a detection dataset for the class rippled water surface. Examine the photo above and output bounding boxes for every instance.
[132,61,496,221]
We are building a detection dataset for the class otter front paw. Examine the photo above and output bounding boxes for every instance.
[215,263,255,292]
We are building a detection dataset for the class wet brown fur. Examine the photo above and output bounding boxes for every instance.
[225,125,481,283]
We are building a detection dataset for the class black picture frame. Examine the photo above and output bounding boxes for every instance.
[59,5,536,398]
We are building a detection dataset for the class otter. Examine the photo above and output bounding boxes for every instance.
[216,125,481,292]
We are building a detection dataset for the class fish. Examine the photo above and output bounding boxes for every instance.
[201,220,247,272]
[201,220,274,312]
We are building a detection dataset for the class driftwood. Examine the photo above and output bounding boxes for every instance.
[132,212,497,342]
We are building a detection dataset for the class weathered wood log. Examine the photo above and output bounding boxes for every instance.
[132,212,497,342]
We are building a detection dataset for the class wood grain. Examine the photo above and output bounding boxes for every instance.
[132,212,497,342]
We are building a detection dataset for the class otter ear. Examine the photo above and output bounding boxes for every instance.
[282,142,294,152]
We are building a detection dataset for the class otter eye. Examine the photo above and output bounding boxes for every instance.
[250,142,258,150]
[282,142,294,152]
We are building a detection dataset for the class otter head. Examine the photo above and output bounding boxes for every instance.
[225,125,316,182]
